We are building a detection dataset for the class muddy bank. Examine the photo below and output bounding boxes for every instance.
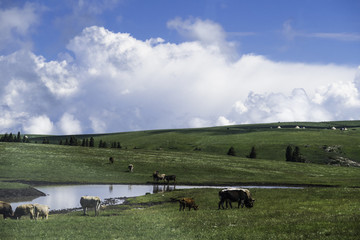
[0,186,46,202]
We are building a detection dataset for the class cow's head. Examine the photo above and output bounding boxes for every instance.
[245,198,255,208]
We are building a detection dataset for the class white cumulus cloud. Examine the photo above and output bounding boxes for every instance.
[0,19,359,134]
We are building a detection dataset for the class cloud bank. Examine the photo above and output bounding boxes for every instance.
[0,18,359,134]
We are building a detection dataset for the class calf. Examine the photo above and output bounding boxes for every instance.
[14,204,35,219]
[179,198,198,211]
[34,204,49,220]
[0,201,13,219]
[80,196,101,216]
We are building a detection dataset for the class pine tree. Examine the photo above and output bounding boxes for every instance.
[286,145,293,162]
[17,132,21,142]
[89,137,94,147]
[227,146,236,156]
[248,146,257,158]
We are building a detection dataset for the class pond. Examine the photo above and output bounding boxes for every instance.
[10,184,302,211]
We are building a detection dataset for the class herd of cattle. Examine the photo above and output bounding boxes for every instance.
[0,202,49,220]
[1,188,255,219]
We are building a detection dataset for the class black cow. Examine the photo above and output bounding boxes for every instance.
[164,175,176,184]
[0,201,13,219]
[218,188,255,209]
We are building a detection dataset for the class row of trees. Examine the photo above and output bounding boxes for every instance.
[286,145,305,162]
[0,132,29,143]
[58,136,122,149]
[227,145,305,162]
[227,146,257,159]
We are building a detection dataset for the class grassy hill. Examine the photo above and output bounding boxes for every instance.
[29,120,360,164]
[1,121,360,187]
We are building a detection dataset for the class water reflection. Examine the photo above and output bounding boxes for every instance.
[153,184,176,193]
[10,184,302,211]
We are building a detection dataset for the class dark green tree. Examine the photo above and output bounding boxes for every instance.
[227,146,236,156]
[17,132,21,142]
[286,145,293,162]
[248,146,257,159]
[89,137,95,147]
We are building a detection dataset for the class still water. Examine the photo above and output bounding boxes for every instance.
[10,184,301,211]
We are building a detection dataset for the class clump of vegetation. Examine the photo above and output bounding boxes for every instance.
[286,145,305,162]
[247,146,257,159]
[227,146,236,156]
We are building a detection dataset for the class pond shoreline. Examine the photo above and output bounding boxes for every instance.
[0,179,338,202]
[3,179,339,188]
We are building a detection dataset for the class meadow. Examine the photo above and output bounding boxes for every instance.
[1,188,359,239]
[1,121,360,239]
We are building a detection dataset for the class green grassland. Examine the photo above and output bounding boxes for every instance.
[1,121,360,239]
[30,120,360,164]
[2,188,360,239]
[1,121,360,187]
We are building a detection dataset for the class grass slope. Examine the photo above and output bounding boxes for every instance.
[0,141,359,187]
[1,188,359,239]
[29,120,360,164]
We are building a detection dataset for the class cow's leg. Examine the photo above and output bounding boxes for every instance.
[218,200,223,209]
[83,207,87,215]
[227,200,232,209]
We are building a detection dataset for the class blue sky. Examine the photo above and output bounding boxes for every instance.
[0,0,359,134]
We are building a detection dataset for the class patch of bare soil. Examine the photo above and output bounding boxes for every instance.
[0,187,46,202]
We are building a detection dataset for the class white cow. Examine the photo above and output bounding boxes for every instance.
[80,196,101,216]
[34,204,49,220]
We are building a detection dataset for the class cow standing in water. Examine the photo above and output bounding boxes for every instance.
[80,196,101,216]
[218,188,255,209]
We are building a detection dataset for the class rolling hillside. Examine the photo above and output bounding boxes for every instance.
[28,120,360,165]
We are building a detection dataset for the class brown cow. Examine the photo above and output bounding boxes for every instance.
[218,188,255,209]
[179,198,198,211]
[0,201,13,219]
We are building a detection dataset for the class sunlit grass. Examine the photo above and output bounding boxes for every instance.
[2,188,359,239]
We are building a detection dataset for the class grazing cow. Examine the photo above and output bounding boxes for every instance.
[14,204,35,219]
[128,164,134,172]
[218,188,255,210]
[164,175,176,184]
[0,201,13,219]
[80,196,101,216]
[179,198,198,211]
[153,171,166,182]
[34,204,49,220]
